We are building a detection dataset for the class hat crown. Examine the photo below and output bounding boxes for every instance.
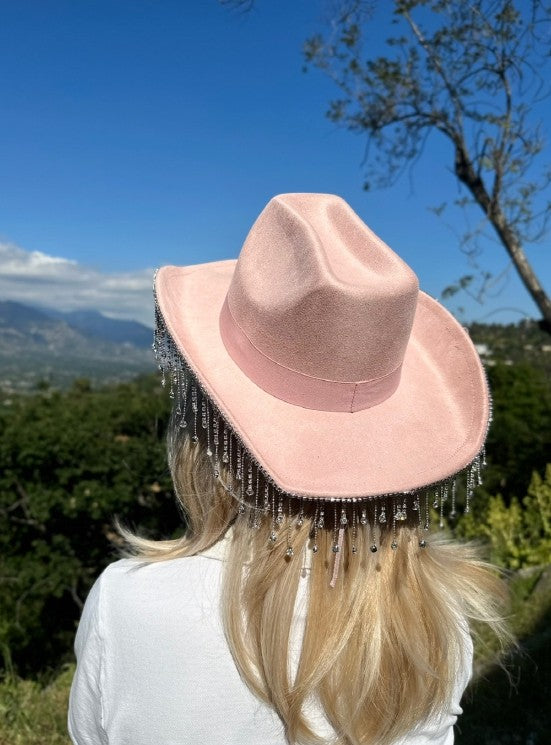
[226,193,419,383]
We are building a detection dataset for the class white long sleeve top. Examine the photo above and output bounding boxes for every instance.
[68,531,473,745]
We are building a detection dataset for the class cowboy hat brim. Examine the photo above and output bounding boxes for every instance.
[156,260,489,499]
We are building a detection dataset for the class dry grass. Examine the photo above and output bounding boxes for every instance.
[0,665,73,745]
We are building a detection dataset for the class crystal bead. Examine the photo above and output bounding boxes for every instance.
[269,531,277,542]
[332,545,340,553]
[312,544,318,553]
[370,544,377,553]
[286,547,294,557]
[207,447,213,457]
[391,541,398,550]
[352,546,357,554]
[222,453,229,463]
[419,539,427,548]
[297,517,304,527]
[191,435,198,443]
[246,486,254,497]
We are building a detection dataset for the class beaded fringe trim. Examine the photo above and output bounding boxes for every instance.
[153,295,487,584]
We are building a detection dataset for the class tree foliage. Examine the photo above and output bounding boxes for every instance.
[481,361,551,499]
[459,465,551,569]
[304,0,551,329]
[0,358,549,675]
[0,376,175,676]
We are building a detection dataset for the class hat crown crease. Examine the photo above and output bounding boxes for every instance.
[226,193,419,385]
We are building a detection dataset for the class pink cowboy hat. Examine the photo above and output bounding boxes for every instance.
[154,193,489,500]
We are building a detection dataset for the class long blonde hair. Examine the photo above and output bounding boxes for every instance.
[116,412,512,745]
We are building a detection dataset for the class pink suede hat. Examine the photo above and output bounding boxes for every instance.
[154,193,489,507]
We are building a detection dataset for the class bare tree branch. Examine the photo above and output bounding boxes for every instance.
[305,0,551,331]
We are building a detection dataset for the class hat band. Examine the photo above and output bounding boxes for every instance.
[219,297,402,413]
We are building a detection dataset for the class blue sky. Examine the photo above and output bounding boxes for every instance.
[0,0,549,326]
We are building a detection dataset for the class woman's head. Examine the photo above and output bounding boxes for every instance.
[118,414,511,745]
[116,194,511,744]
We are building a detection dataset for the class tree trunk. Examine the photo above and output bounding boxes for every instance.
[454,143,551,333]
[491,214,551,333]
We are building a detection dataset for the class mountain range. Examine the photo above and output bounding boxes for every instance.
[41,307,153,348]
[1,300,549,394]
[0,300,155,392]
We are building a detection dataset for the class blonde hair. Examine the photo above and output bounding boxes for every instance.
[116,413,512,745]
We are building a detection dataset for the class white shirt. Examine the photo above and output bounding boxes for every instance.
[68,532,473,745]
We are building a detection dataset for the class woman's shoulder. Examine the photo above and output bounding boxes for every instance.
[77,554,225,658]
[96,552,224,600]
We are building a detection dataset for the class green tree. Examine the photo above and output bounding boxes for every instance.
[0,375,175,676]
[483,362,551,500]
[458,464,551,568]
[304,0,551,330]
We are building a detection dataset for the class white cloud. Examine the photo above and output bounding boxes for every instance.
[0,242,155,327]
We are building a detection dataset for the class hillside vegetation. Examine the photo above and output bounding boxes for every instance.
[0,348,549,743]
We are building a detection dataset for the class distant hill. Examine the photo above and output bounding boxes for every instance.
[0,300,89,353]
[0,300,154,393]
[41,308,153,348]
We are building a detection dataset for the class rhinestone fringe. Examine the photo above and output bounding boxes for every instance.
[153,290,487,580]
